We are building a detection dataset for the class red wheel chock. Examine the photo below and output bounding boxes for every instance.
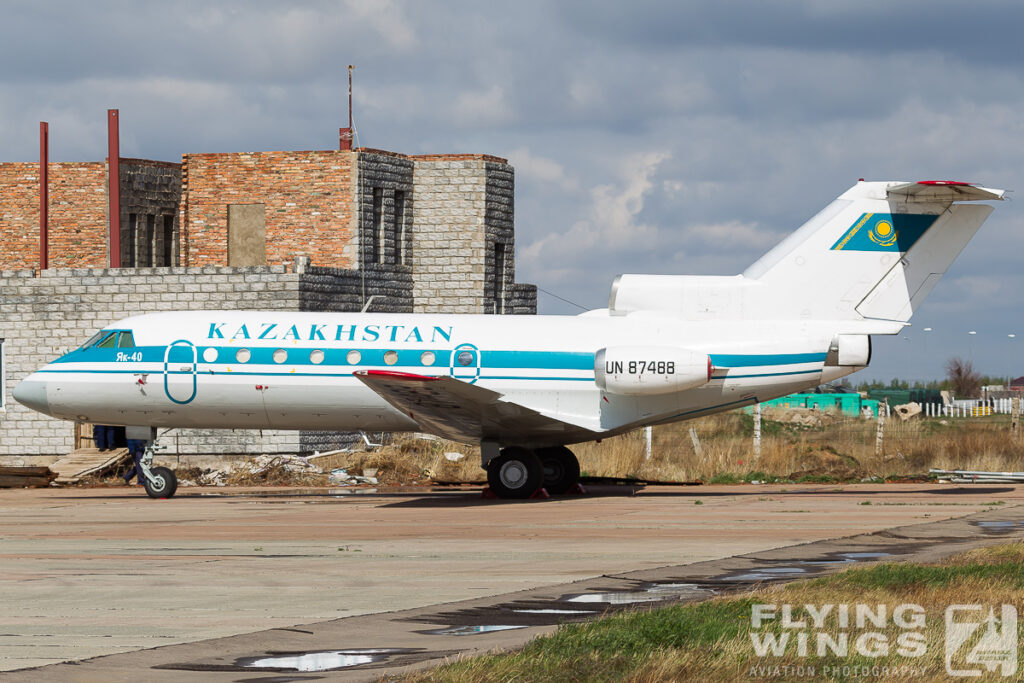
[530,487,551,499]
[567,483,588,495]
[480,487,499,499]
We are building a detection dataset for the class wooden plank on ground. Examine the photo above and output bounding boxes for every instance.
[48,448,131,483]
[0,466,58,488]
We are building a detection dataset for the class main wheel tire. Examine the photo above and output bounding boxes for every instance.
[536,446,581,495]
[487,447,543,499]
[144,466,178,499]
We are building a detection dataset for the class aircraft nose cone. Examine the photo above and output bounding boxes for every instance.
[13,379,50,415]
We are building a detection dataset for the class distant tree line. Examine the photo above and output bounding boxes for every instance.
[851,357,1005,398]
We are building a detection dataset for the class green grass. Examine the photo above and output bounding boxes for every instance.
[405,544,1024,683]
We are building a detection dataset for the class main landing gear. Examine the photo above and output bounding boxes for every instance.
[139,440,178,499]
[485,445,581,499]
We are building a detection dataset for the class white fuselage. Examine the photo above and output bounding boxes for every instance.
[19,309,863,445]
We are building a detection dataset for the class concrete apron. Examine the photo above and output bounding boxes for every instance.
[1,484,1023,680]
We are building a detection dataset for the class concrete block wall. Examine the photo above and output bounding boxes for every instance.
[411,156,490,313]
[484,161,514,314]
[298,264,413,315]
[119,159,182,267]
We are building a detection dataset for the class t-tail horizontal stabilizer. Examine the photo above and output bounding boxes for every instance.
[609,180,1004,327]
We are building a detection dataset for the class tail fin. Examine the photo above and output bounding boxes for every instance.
[744,181,1003,322]
[608,180,1004,323]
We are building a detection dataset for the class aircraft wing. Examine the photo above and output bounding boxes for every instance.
[353,370,599,445]
[887,181,1005,202]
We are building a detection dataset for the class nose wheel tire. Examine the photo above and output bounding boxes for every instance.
[144,466,178,499]
[536,446,581,495]
[486,447,543,499]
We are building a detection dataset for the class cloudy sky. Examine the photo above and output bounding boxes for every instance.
[2,1,1022,383]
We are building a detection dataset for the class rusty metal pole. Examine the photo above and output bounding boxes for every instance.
[39,122,49,270]
[107,109,121,268]
[339,65,355,151]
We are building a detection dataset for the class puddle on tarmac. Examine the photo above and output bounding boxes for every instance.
[972,520,1024,533]
[512,609,596,614]
[427,624,527,636]
[566,591,670,605]
[723,567,809,582]
[564,582,713,605]
[719,551,898,582]
[237,648,411,672]
[647,582,710,593]
[330,488,379,496]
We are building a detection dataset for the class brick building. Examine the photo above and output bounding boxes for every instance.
[0,145,535,462]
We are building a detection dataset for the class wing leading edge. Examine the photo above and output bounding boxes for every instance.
[353,370,600,445]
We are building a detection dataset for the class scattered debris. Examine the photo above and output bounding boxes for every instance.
[766,407,838,428]
[0,466,57,488]
[893,402,922,421]
[328,468,378,486]
[931,468,1024,484]
[444,452,466,462]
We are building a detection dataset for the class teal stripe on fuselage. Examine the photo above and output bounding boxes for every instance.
[52,346,823,375]
[710,352,826,367]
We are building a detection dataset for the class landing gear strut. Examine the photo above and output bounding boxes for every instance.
[139,441,177,499]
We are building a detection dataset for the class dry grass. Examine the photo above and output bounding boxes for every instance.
[574,410,1024,483]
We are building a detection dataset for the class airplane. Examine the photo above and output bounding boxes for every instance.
[13,180,1005,499]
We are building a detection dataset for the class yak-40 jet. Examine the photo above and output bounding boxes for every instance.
[14,180,1005,499]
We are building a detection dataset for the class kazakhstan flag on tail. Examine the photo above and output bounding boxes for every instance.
[830,213,938,252]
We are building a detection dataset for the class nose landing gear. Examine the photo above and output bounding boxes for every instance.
[139,441,178,499]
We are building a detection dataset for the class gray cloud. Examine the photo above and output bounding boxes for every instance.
[1,0,1021,382]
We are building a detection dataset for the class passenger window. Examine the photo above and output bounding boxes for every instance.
[117,331,135,348]
[96,333,117,349]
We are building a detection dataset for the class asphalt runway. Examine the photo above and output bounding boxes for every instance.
[2,482,1023,680]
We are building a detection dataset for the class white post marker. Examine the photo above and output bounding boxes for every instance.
[876,399,886,456]
[753,403,762,459]
[689,427,703,459]
[1013,397,1021,439]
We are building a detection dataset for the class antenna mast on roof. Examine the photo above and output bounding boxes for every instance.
[340,65,355,151]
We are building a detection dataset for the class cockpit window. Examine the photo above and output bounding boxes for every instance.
[80,331,110,350]
[117,331,135,348]
[95,333,118,349]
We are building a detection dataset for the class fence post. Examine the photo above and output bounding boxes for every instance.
[753,403,762,459]
[1013,397,1021,440]
[689,427,703,459]
[875,399,887,456]
[644,425,653,461]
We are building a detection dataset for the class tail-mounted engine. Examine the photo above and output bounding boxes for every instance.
[595,346,712,396]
